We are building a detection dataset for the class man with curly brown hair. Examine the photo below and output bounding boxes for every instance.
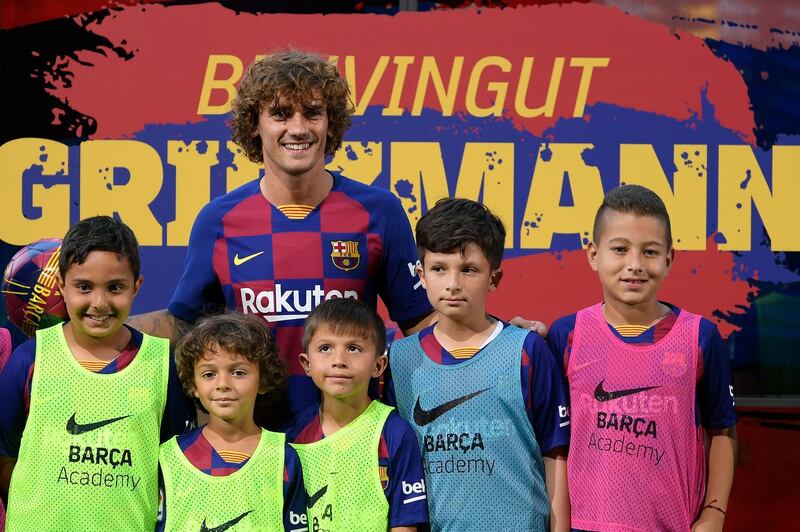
[131,49,434,422]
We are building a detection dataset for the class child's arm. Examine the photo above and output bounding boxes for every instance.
[544,447,569,532]
[384,413,429,531]
[283,445,307,531]
[691,427,737,532]
[0,340,36,505]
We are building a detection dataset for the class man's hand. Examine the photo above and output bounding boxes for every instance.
[510,316,548,337]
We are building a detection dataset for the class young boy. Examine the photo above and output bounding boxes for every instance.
[158,313,306,530]
[288,298,429,532]
[0,216,195,530]
[388,198,570,532]
[548,184,737,532]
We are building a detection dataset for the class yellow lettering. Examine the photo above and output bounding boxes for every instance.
[0,138,70,245]
[718,145,800,251]
[327,142,383,186]
[226,141,262,192]
[454,144,515,247]
[515,57,565,118]
[345,56,390,116]
[196,55,244,115]
[521,143,604,249]
[166,141,219,246]
[411,56,464,116]
[569,57,610,117]
[466,56,512,117]
[620,144,707,250]
[80,141,163,245]
[383,56,415,116]
[390,142,450,227]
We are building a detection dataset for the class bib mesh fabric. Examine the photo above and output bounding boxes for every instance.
[567,303,704,532]
[391,325,549,532]
[291,400,392,532]
[159,429,285,531]
[6,324,168,531]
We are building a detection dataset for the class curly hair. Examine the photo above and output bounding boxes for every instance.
[230,49,354,163]
[174,313,286,402]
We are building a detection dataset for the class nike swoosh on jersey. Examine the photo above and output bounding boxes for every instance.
[66,413,131,435]
[594,380,661,402]
[413,387,492,427]
[306,485,328,508]
[233,251,265,266]
[200,510,253,532]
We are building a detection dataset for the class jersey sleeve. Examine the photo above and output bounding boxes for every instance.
[282,444,307,530]
[168,201,226,324]
[546,314,577,373]
[525,332,570,453]
[378,194,432,326]
[382,411,429,528]
[159,352,197,443]
[0,339,36,457]
[697,318,737,429]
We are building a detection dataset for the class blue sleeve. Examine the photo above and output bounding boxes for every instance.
[383,412,429,528]
[0,339,36,457]
[546,315,576,373]
[159,353,197,443]
[378,194,432,325]
[382,359,397,408]
[526,332,570,453]
[697,319,737,429]
[168,201,226,323]
[282,444,307,531]
[155,467,166,532]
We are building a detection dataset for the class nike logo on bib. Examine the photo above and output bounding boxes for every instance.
[66,413,130,435]
[200,510,253,532]
[413,387,492,426]
[233,251,264,266]
[594,380,661,402]
[306,485,328,508]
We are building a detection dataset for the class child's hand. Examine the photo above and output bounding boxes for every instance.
[691,508,725,532]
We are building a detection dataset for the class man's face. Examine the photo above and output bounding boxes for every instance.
[255,96,329,180]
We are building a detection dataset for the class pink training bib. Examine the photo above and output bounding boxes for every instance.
[567,303,705,532]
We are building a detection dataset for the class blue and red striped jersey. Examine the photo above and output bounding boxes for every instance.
[547,302,737,428]
[287,405,429,528]
[168,174,431,416]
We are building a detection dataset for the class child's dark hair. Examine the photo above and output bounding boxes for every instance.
[593,184,673,249]
[302,298,387,356]
[415,197,506,269]
[175,313,286,401]
[58,216,140,279]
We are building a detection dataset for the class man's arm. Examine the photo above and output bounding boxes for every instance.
[0,455,16,505]
[544,448,570,532]
[398,311,437,336]
[691,426,737,532]
[127,310,191,344]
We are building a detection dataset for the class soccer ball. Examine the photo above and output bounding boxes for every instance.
[2,239,68,337]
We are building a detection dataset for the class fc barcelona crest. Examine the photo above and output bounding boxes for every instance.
[331,240,360,271]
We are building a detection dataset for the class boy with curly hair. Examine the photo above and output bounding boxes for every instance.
[157,313,306,531]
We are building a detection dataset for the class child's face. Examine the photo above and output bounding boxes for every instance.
[58,250,142,341]
[417,243,501,324]
[588,211,674,312]
[193,346,263,424]
[300,326,386,402]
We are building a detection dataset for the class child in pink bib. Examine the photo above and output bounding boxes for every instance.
[549,185,737,532]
